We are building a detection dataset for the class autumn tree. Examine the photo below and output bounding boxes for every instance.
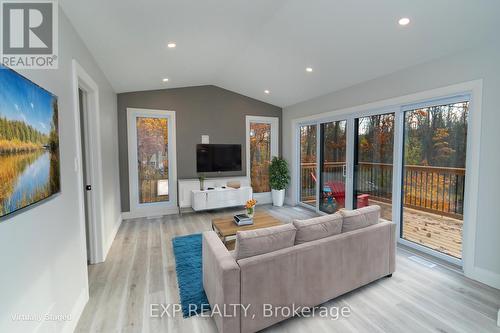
[136,118,168,179]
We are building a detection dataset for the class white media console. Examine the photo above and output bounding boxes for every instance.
[178,177,252,211]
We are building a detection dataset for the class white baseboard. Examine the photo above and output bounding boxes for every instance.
[284,197,296,206]
[254,192,272,205]
[468,266,500,290]
[62,288,88,333]
[101,215,122,262]
[122,206,179,220]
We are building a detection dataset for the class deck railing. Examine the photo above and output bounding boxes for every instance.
[300,162,318,201]
[300,162,465,218]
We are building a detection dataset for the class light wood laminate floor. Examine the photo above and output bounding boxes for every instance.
[75,205,500,333]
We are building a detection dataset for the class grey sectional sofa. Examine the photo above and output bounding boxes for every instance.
[202,205,396,333]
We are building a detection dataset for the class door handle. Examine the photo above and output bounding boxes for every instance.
[86,185,92,191]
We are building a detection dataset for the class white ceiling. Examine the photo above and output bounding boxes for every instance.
[60,0,500,107]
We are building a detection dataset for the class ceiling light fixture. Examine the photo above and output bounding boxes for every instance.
[264,90,270,94]
[167,42,176,48]
[398,17,410,26]
[162,78,169,82]
[306,67,313,72]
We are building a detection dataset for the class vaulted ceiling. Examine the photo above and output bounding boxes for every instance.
[60,0,500,107]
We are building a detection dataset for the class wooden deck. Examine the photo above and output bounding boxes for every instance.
[302,199,463,259]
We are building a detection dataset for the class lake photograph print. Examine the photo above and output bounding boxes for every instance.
[0,66,61,220]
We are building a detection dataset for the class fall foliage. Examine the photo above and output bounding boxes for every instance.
[249,123,271,193]
[136,117,169,203]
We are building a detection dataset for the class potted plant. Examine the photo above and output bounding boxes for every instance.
[269,156,290,207]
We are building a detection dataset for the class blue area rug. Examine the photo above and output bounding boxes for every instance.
[172,233,211,317]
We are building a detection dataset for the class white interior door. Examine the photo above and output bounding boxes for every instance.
[127,108,177,218]
[246,116,279,204]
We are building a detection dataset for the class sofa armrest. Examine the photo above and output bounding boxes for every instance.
[202,231,240,333]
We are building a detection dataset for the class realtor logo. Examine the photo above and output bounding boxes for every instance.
[1,0,58,69]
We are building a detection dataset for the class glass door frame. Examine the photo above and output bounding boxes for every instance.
[296,115,355,214]
[319,119,351,214]
[127,108,177,218]
[293,90,477,267]
[395,94,471,266]
[296,121,320,210]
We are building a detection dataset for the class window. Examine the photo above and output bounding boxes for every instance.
[319,120,347,213]
[299,124,317,207]
[295,87,477,266]
[127,108,177,217]
[246,116,278,200]
[401,101,469,259]
[249,123,271,193]
[136,117,169,203]
[354,113,395,220]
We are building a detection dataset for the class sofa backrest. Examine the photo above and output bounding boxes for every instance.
[339,205,381,232]
[293,212,343,244]
[234,206,382,261]
[234,223,297,260]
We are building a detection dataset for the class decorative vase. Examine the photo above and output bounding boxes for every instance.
[199,179,205,191]
[246,207,254,218]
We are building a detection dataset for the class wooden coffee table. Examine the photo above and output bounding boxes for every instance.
[212,212,283,250]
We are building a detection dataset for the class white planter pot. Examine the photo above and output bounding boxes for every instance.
[271,189,285,207]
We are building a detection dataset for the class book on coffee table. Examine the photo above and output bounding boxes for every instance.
[234,214,253,226]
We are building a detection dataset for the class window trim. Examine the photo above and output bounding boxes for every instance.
[126,108,178,218]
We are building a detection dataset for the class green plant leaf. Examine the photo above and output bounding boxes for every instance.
[269,156,290,190]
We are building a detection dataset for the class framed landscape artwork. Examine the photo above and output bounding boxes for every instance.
[0,66,61,220]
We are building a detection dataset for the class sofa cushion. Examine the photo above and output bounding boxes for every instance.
[234,224,296,260]
[339,205,381,232]
[293,213,343,244]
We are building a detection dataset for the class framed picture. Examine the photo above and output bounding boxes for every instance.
[0,66,61,220]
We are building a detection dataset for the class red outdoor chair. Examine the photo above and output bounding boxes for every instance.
[309,172,370,209]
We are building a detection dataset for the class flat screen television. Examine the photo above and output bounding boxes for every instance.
[197,144,242,172]
[0,65,60,220]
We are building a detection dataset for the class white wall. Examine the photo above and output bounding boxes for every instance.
[283,43,500,288]
[0,8,121,333]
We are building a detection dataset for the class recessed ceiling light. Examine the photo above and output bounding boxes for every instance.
[162,78,169,82]
[167,42,176,48]
[306,67,313,72]
[398,17,410,26]
[264,90,270,94]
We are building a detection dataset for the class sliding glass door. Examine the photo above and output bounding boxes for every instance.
[353,113,395,220]
[401,100,469,259]
[299,124,317,207]
[319,120,347,213]
[296,93,471,264]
